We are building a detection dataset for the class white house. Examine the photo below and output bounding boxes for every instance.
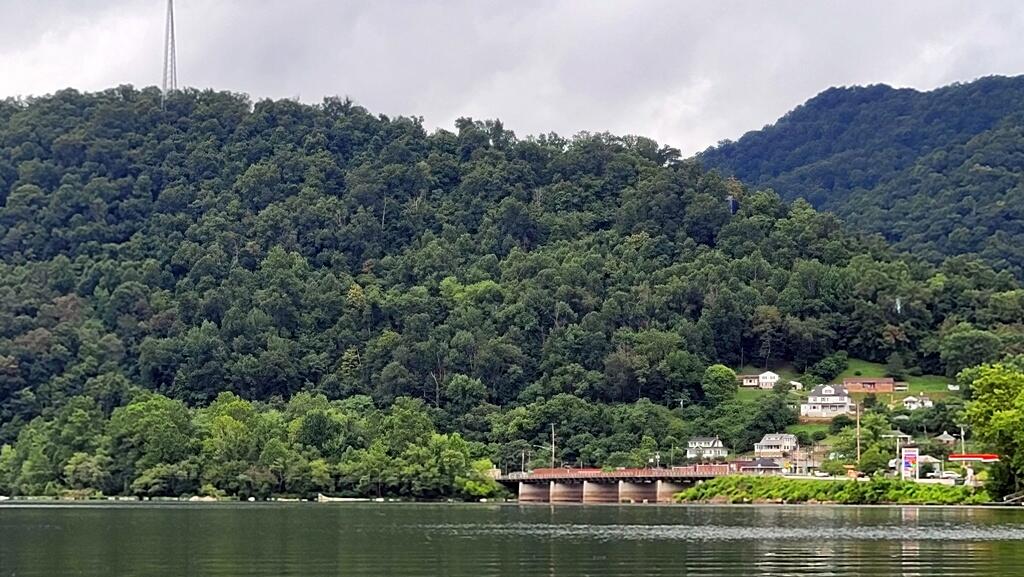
[686,436,729,460]
[800,384,855,419]
[754,433,798,458]
[738,371,780,389]
[757,371,780,389]
[902,395,934,411]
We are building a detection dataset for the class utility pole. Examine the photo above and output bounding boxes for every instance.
[856,401,862,465]
[161,0,178,108]
[550,423,556,469]
[882,432,904,478]
[960,424,967,455]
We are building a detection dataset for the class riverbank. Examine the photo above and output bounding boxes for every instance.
[676,475,991,505]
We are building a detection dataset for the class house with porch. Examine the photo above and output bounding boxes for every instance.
[754,433,798,458]
[843,377,895,393]
[686,436,729,460]
[800,384,855,420]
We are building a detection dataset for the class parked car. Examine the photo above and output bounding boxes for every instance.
[941,471,962,480]
[813,471,831,478]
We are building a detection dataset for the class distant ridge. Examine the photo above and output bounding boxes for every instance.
[699,75,1024,274]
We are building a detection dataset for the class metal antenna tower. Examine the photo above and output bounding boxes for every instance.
[161,0,178,107]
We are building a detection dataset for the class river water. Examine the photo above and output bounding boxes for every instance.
[2,503,1024,576]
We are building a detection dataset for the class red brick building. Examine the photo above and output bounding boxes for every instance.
[842,377,894,393]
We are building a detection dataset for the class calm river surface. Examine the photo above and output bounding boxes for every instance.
[3,503,1024,576]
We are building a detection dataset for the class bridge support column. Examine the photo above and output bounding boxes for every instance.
[518,481,550,503]
[582,481,619,504]
[619,481,658,503]
[656,481,687,503]
[550,481,584,503]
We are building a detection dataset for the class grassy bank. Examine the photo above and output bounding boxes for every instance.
[676,476,990,505]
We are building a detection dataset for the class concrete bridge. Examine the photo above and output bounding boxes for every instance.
[498,464,731,504]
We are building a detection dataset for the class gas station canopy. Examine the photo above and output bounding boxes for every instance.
[948,453,1000,463]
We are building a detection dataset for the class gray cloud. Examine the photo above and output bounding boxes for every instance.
[1,0,1023,154]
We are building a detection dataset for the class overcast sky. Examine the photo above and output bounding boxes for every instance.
[2,1,1023,154]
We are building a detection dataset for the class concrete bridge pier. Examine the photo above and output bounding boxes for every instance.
[619,481,658,503]
[656,481,687,503]
[550,481,584,503]
[582,481,619,504]
[519,481,551,503]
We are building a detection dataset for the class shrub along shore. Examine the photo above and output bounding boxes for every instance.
[675,475,991,506]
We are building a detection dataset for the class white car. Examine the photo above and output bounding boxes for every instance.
[813,471,831,478]
[941,471,962,480]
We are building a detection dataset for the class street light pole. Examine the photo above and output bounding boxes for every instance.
[550,423,556,469]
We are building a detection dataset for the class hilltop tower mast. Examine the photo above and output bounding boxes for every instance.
[161,0,178,107]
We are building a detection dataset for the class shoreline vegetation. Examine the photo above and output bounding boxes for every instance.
[675,475,991,506]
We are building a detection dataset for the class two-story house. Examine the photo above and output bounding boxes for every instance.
[686,436,729,460]
[757,371,780,389]
[754,433,798,458]
[800,384,855,419]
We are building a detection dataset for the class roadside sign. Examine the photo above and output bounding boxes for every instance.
[901,447,919,480]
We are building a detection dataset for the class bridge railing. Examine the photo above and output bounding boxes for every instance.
[499,464,731,481]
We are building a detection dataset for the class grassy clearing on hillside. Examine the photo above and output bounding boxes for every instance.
[733,359,956,404]
[904,374,953,393]
[836,359,887,380]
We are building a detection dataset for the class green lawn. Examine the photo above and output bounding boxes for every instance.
[904,373,953,394]
[835,358,888,380]
[734,387,771,401]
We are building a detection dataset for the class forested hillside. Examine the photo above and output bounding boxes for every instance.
[0,86,1022,498]
[699,75,1024,274]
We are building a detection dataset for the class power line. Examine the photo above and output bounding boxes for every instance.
[161,0,178,108]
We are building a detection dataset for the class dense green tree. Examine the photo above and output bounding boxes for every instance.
[939,326,1003,377]
[700,365,737,408]
[964,360,1024,495]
